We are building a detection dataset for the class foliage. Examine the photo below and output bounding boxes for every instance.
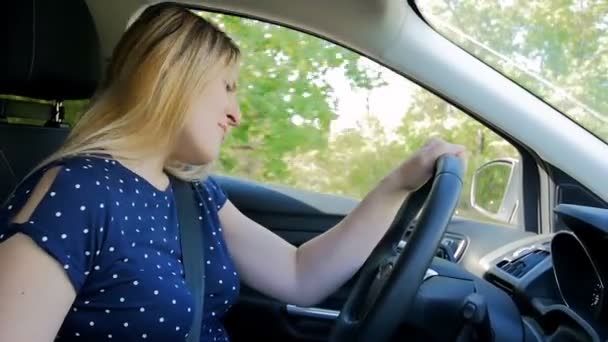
[419,0,608,141]
[202,13,386,183]
[206,13,520,208]
[472,162,513,214]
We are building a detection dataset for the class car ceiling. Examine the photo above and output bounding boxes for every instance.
[86,0,404,67]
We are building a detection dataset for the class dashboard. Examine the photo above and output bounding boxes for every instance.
[476,204,608,341]
[551,231,604,321]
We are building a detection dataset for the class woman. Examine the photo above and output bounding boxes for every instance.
[0,3,466,341]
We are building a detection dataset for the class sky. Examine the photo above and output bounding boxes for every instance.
[325,61,417,139]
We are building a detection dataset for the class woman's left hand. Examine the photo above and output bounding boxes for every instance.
[387,137,468,192]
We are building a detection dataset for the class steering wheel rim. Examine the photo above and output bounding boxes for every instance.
[330,154,464,342]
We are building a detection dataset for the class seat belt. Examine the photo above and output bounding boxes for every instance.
[172,176,205,342]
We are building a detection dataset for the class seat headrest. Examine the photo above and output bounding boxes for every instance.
[0,0,102,100]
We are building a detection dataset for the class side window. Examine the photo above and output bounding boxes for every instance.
[205,12,522,227]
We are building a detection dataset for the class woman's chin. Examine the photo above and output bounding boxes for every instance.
[196,148,221,165]
[171,147,218,166]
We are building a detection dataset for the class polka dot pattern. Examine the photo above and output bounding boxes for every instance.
[0,155,239,341]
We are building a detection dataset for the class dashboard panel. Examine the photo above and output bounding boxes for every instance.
[476,204,608,341]
[551,231,605,322]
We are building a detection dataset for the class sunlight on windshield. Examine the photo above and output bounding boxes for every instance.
[417,0,608,142]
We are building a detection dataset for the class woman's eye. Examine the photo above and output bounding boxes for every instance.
[225,83,237,92]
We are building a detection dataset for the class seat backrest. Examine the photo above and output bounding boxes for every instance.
[0,122,71,202]
[0,0,102,203]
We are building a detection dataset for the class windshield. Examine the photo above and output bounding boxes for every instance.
[416,0,608,142]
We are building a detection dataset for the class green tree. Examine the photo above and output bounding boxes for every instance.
[285,112,407,199]
[419,0,608,139]
[203,13,385,183]
[205,10,521,222]
[472,162,513,214]
[286,87,518,219]
[396,89,518,210]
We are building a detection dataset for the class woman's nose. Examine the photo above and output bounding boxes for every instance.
[227,103,241,127]
[226,110,241,127]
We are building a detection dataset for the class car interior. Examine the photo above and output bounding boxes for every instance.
[1,0,608,341]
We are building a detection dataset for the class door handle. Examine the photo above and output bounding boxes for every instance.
[285,304,340,320]
[284,268,438,322]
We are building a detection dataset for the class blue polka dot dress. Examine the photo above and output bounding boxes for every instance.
[0,154,240,341]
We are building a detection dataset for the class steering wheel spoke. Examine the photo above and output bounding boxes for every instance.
[330,155,464,342]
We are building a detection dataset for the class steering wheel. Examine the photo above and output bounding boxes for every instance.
[329,154,464,342]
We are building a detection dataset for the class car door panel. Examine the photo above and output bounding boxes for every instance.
[216,176,533,341]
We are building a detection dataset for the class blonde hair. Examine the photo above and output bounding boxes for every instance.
[37,2,240,181]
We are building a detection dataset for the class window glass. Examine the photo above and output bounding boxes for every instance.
[417,0,608,142]
[203,12,521,226]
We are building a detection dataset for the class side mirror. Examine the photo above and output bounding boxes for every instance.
[470,158,521,224]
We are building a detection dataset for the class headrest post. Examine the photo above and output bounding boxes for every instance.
[0,99,7,121]
[54,101,65,123]
[45,100,65,128]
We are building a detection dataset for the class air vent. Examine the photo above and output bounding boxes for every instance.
[497,249,550,278]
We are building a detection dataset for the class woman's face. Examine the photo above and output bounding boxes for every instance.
[172,67,241,165]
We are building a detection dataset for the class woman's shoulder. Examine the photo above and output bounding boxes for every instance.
[200,175,222,191]
[0,154,117,291]
[3,154,114,213]
[35,154,114,182]
[196,175,228,210]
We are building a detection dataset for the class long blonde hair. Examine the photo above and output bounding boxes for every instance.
[37,2,240,181]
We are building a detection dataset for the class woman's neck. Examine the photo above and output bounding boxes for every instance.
[108,149,170,192]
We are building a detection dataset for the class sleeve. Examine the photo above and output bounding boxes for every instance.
[0,165,107,292]
[199,176,228,210]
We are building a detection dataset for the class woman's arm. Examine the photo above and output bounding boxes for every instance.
[0,233,76,341]
[221,138,466,307]
[0,168,76,342]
